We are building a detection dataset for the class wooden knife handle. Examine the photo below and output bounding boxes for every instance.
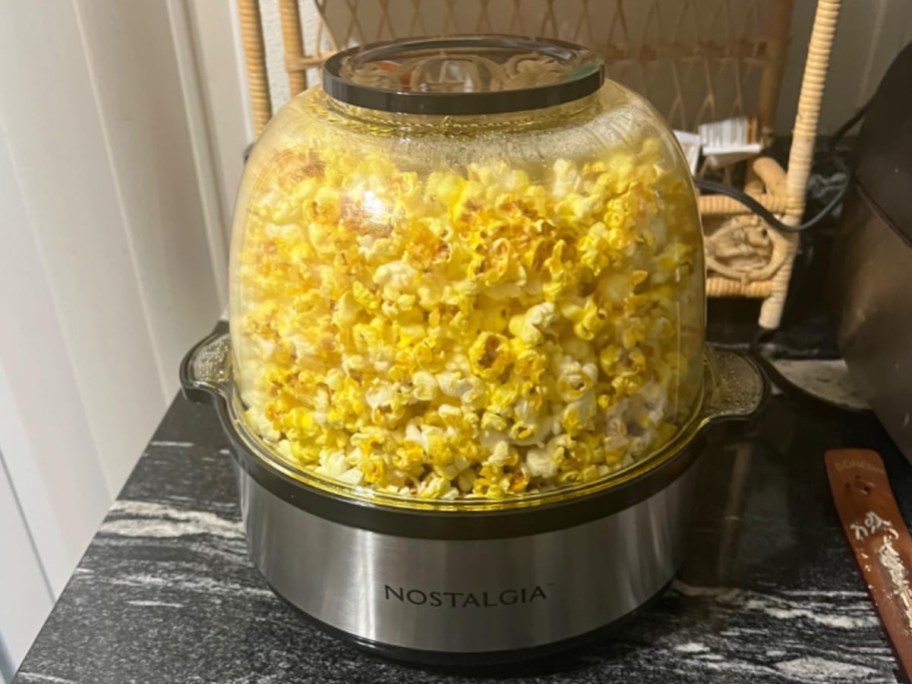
[826,448,912,680]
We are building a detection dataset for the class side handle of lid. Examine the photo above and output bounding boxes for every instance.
[700,347,768,423]
[180,331,232,405]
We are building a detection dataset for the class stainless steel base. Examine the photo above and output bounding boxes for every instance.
[236,462,697,655]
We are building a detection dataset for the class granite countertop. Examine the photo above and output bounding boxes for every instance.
[13,356,908,683]
[15,147,909,683]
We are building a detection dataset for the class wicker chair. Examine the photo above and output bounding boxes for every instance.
[236,0,841,329]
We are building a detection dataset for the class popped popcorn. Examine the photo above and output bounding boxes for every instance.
[232,129,703,501]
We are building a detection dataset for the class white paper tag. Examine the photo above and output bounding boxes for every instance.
[698,117,760,168]
[673,130,702,175]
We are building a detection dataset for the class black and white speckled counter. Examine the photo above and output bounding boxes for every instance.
[11,358,909,683]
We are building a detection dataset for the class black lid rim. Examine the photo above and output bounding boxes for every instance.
[322,35,605,116]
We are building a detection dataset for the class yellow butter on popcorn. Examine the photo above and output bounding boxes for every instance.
[233,135,702,501]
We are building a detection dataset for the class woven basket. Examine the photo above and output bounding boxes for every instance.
[236,0,841,329]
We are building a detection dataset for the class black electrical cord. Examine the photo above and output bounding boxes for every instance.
[733,103,874,411]
[693,102,870,234]
[693,176,849,233]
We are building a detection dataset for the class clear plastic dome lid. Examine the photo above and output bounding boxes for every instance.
[226,35,706,507]
[323,35,604,114]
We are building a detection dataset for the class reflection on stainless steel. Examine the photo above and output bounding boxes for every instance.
[715,441,754,582]
[836,184,912,459]
[237,464,697,653]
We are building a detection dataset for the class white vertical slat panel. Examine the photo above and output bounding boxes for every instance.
[0,0,168,497]
[185,0,254,235]
[261,0,292,112]
[73,0,226,398]
[0,446,54,676]
[165,0,232,304]
[0,0,227,668]
[0,123,110,595]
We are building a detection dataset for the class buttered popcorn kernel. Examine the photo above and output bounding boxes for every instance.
[235,139,699,500]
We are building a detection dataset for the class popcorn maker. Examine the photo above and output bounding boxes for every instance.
[182,36,764,664]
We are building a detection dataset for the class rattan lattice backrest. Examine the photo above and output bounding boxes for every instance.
[241,0,793,136]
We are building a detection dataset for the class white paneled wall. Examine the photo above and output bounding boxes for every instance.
[0,0,231,672]
[74,0,227,404]
[0,440,52,684]
[0,125,108,597]
[0,3,167,497]
[185,0,254,234]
